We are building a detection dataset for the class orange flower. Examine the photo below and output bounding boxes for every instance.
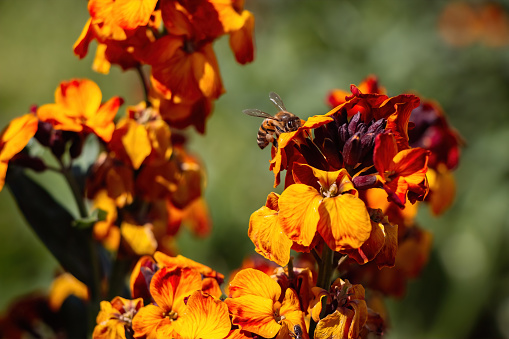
[37,79,123,142]
[93,297,143,339]
[314,279,368,339]
[131,266,203,338]
[0,113,38,191]
[225,268,306,339]
[172,290,231,339]
[374,132,429,207]
[278,163,371,251]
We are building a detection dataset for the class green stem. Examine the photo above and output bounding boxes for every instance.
[57,158,101,336]
[136,66,150,107]
[308,244,335,339]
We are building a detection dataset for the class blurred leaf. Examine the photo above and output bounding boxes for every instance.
[73,208,107,229]
[5,167,96,287]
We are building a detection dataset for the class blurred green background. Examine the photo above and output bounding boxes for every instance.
[2,0,509,338]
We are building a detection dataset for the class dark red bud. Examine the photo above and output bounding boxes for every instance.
[343,132,361,166]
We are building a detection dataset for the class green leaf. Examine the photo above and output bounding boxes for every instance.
[6,167,97,287]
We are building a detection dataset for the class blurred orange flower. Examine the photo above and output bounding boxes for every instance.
[37,79,123,142]
[0,113,38,191]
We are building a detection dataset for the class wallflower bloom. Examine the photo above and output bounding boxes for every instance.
[313,279,368,339]
[131,266,202,338]
[93,297,143,339]
[225,268,307,339]
[278,163,371,251]
[37,79,123,142]
[0,113,38,191]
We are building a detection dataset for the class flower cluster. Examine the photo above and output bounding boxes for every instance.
[74,0,255,132]
[245,75,462,335]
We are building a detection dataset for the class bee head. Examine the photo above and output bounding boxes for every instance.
[278,112,302,131]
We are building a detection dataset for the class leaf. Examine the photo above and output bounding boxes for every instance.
[6,167,97,287]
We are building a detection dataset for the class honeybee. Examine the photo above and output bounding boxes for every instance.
[290,324,303,339]
[243,92,302,149]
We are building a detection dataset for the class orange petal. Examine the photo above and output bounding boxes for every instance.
[228,268,281,302]
[36,103,83,132]
[279,288,305,330]
[225,295,281,338]
[191,44,224,99]
[0,113,38,162]
[73,18,94,59]
[248,204,292,267]
[121,222,157,256]
[173,291,231,339]
[92,43,111,74]
[374,133,398,180]
[48,273,89,311]
[279,184,321,247]
[150,266,202,314]
[154,252,221,280]
[120,120,151,169]
[0,162,8,192]
[427,165,456,216]
[202,277,223,298]
[392,147,429,184]
[113,0,158,30]
[131,304,167,338]
[89,96,122,142]
[55,79,102,119]
[318,194,371,250]
[229,10,255,64]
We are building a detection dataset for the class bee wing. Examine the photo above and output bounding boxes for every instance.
[269,91,287,112]
[243,109,277,120]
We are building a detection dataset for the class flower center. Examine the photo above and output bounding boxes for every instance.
[164,310,178,321]
[273,301,286,324]
[319,182,339,198]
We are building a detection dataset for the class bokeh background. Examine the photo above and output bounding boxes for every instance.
[2,0,509,338]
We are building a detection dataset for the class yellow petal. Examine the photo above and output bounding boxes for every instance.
[55,79,102,119]
[228,268,281,302]
[173,291,231,339]
[0,113,38,162]
[318,194,371,251]
[225,294,281,338]
[279,184,321,247]
[48,273,89,311]
[132,304,166,338]
[121,222,157,256]
[121,120,151,169]
[248,205,292,267]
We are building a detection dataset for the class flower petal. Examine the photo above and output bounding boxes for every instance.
[279,184,321,247]
[225,294,280,338]
[131,304,166,338]
[0,113,38,162]
[248,204,292,267]
[318,194,371,250]
[228,268,281,302]
[173,291,231,339]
